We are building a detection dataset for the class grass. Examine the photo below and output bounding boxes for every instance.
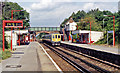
[1,49,12,60]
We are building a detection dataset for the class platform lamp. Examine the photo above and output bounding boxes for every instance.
[11,10,25,46]
[103,15,115,46]
[102,18,106,44]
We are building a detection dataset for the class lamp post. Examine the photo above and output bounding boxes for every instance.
[11,10,25,20]
[102,18,106,44]
[103,18,105,32]
[103,15,115,46]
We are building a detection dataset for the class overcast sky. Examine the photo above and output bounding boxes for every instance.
[9,0,119,27]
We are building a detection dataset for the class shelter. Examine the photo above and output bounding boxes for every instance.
[72,30,103,44]
[5,30,29,47]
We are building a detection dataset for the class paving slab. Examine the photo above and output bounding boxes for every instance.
[1,42,60,72]
[2,45,28,71]
[16,42,41,71]
[36,42,58,71]
[0,63,2,73]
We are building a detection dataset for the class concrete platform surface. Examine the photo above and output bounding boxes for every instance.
[36,42,59,71]
[2,45,28,71]
[0,63,2,73]
[61,41,120,55]
[1,42,60,72]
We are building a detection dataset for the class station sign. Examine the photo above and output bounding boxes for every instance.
[107,31,113,33]
[3,20,23,28]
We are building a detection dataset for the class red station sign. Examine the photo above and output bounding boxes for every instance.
[4,20,23,28]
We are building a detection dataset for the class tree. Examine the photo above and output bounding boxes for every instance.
[61,8,120,44]
[77,14,102,31]
[2,2,30,49]
[2,2,30,30]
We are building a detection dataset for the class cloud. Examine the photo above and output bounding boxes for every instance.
[83,3,95,11]
[82,2,117,12]
[29,3,82,27]
[31,0,58,11]
[18,2,118,27]
[9,0,119,2]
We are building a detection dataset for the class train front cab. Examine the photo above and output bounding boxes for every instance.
[51,34,61,46]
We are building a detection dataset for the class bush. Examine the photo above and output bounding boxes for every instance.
[2,50,12,60]
[5,38,10,49]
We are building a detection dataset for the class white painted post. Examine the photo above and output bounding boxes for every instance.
[89,32,90,43]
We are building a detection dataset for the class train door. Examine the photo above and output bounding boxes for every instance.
[58,35,61,41]
[52,34,55,42]
[55,34,57,42]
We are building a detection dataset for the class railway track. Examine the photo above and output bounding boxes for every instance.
[59,46,120,70]
[43,43,120,73]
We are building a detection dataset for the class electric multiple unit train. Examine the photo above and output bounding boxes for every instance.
[42,34,61,46]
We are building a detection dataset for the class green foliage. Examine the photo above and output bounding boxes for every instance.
[37,33,48,39]
[2,50,12,60]
[61,8,119,45]
[61,18,69,24]
[72,34,77,39]
[2,2,30,30]
[77,14,102,31]
[2,2,30,50]
[5,38,10,49]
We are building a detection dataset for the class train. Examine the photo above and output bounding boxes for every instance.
[42,33,61,46]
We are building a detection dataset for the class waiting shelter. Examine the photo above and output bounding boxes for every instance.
[5,30,29,48]
[72,30,103,44]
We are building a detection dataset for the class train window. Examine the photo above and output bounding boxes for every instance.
[53,35,54,38]
[55,35,57,38]
[58,35,60,38]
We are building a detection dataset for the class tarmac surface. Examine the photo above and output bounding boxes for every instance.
[0,63,1,73]
[1,42,59,72]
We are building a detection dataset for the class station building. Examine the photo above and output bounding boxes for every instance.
[64,17,77,41]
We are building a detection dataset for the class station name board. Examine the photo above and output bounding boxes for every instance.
[4,20,23,28]
[5,23,22,27]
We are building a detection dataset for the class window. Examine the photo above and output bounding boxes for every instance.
[53,35,54,38]
[58,35,60,38]
[55,35,57,38]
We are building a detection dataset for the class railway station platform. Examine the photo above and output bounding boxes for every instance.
[1,42,60,72]
[61,41,120,55]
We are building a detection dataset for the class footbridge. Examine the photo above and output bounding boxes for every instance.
[29,27,60,32]
[29,27,60,35]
